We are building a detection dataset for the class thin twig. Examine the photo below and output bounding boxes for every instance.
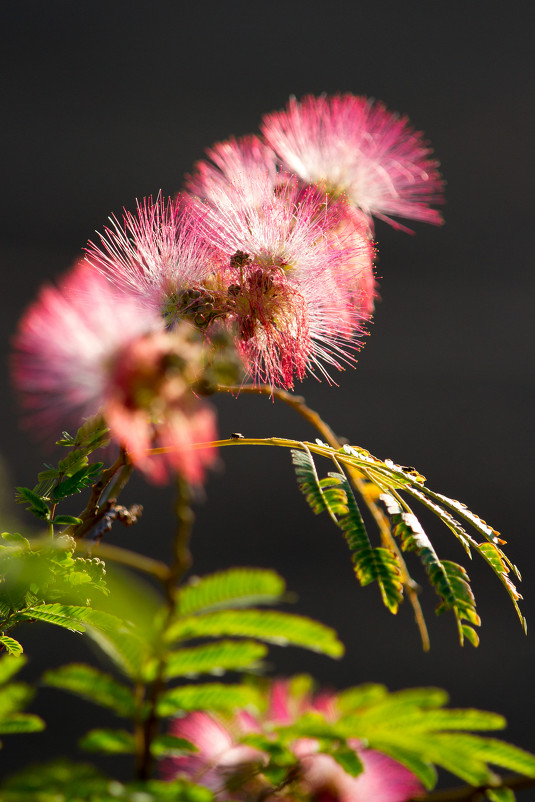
[218,384,430,650]
[66,449,132,540]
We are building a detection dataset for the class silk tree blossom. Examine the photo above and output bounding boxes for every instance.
[85,183,374,389]
[261,93,444,231]
[187,135,377,323]
[162,679,423,802]
[85,194,224,327]
[186,134,279,209]
[11,262,217,484]
[188,175,374,388]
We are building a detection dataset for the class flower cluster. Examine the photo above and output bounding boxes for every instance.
[161,678,423,801]
[12,94,443,483]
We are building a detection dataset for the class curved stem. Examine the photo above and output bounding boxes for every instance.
[75,541,171,583]
[217,385,430,650]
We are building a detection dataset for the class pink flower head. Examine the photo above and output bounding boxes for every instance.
[261,93,444,231]
[162,710,265,796]
[12,262,217,484]
[85,194,223,326]
[162,679,423,802]
[188,175,373,388]
[186,134,279,208]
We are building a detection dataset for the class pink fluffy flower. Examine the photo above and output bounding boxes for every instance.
[261,93,444,231]
[12,262,217,484]
[85,194,223,326]
[162,710,266,796]
[186,134,279,209]
[85,182,374,390]
[188,174,374,388]
[162,679,423,801]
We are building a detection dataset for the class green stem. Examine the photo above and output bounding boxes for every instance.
[135,477,194,781]
[75,541,171,583]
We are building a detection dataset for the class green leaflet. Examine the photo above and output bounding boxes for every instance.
[167,609,344,658]
[381,492,481,645]
[157,682,262,717]
[0,658,45,746]
[163,640,268,679]
[292,448,348,518]
[336,683,389,712]
[79,728,135,754]
[336,476,403,612]
[150,734,197,757]
[17,604,119,634]
[327,743,364,777]
[85,619,149,681]
[291,449,403,613]
[43,664,136,717]
[0,713,45,735]
[486,788,517,802]
[0,655,27,685]
[0,683,34,719]
[0,637,23,657]
[178,567,286,615]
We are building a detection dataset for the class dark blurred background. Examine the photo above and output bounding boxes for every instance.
[1,0,534,786]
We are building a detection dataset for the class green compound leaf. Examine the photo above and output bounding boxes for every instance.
[331,685,535,790]
[167,609,344,658]
[178,568,286,615]
[79,728,135,754]
[43,663,136,717]
[14,488,50,520]
[51,464,104,501]
[164,640,268,679]
[286,440,527,641]
[157,682,262,717]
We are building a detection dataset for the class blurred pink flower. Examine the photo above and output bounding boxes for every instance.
[162,679,423,801]
[261,93,444,231]
[12,262,217,484]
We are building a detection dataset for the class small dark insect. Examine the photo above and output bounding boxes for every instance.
[230,432,245,439]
